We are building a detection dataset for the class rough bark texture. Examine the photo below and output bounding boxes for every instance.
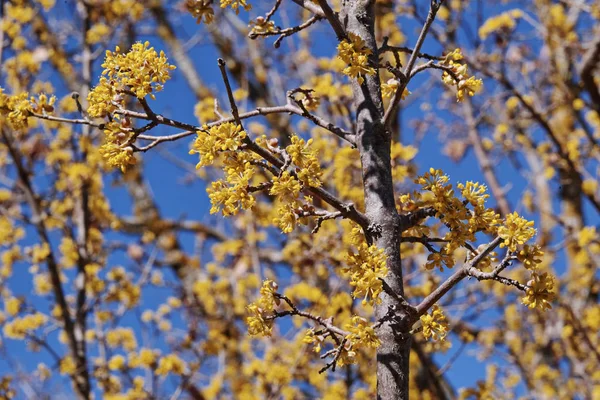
[341,1,411,399]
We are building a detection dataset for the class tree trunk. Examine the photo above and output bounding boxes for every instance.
[341,1,411,398]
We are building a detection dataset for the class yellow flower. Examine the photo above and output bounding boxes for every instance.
[190,123,247,168]
[59,356,77,375]
[86,23,110,44]
[381,79,411,99]
[344,243,388,304]
[105,328,138,351]
[337,33,376,84]
[3,312,47,339]
[440,51,483,102]
[285,135,322,187]
[517,244,544,270]
[345,316,380,349]
[87,42,176,171]
[478,9,523,39]
[498,212,536,252]
[303,328,325,353]
[156,354,187,376]
[522,272,555,311]
[108,355,126,371]
[249,17,277,36]
[186,0,214,24]
[420,305,449,341]
[246,304,273,337]
[246,280,278,336]
[128,348,158,369]
[270,171,301,202]
[220,0,251,14]
[4,297,21,316]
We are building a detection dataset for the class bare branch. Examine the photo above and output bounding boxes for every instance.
[415,236,503,319]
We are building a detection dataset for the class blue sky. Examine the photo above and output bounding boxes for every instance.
[1,1,598,398]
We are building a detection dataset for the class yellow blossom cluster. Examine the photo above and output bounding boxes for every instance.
[87,42,175,171]
[59,356,77,375]
[194,97,218,123]
[207,157,256,216]
[337,33,376,84]
[249,17,277,36]
[517,244,544,270]
[478,9,524,39]
[285,135,322,188]
[265,135,323,233]
[0,89,57,130]
[303,328,326,353]
[497,211,536,252]
[4,297,21,316]
[343,243,388,304]
[0,376,15,399]
[0,216,25,246]
[420,305,449,341]
[522,272,555,311]
[220,0,251,14]
[128,348,159,369]
[106,327,138,351]
[186,0,215,24]
[190,123,260,216]
[440,49,483,102]
[415,169,500,270]
[106,267,141,308]
[155,354,187,376]
[246,280,278,336]
[270,171,302,233]
[88,42,175,116]
[345,316,380,351]
[93,0,144,22]
[190,122,247,168]
[3,312,47,339]
[381,78,411,100]
[86,23,111,45]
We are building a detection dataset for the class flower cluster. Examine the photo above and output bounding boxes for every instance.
[88,42,175,118]
[190,123,258,216]
[343,243,388,304]
[156,354,187,376]
[220,0,251,14]
[497,212,536,252]
[270,171,301,203]
[3,312,47,339]
[522,272,555,311]
[186,0,215,24]
[337,33,376,84]
[517,244,544,270]
[345,316,380,350]
[207,153,256,216]
[87,42,175,171]
[478,9,523,39]
[414,169,502,270]
[420,305,449,341]
[98,128,136,172]
[303,328,326,353]
[285,135,322,188]
[0,89,33,130]
[246,280,278,337]
[381,78,411,100]
[249,17,277,36]
[190,123,247,168]
[441,49,483,102]
[128,348,158,369]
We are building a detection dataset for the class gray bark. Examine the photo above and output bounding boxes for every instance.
[341,1,412,399]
